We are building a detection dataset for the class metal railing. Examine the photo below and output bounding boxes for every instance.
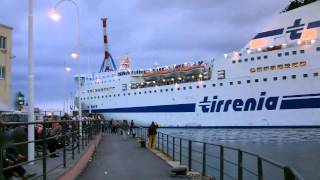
[0,114,104,180]
[134,128,304,180]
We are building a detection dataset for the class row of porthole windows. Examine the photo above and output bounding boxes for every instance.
[277,49,305,57]
[80,72,319,100]
[232,55,268,64]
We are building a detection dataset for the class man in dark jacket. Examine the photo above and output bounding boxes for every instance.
[148,121,158,149]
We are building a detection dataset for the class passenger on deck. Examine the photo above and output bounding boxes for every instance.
[129,120,134,135]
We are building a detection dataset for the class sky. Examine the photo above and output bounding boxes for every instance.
[0,0,290,110]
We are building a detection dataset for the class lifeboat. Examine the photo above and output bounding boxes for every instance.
[160,69,178,79]
[143,71,160,81]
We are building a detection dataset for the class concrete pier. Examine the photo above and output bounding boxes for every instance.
[78,134,188,180]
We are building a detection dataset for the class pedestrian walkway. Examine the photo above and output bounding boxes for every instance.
[78,134,188,180]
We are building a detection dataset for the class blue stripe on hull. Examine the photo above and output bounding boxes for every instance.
[283,93,320,98]
[90,103,196,113]
[280,98,320,109]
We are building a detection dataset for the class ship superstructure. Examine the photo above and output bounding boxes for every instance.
[76,1,320,126]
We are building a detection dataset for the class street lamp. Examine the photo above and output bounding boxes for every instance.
[49,0,82,129]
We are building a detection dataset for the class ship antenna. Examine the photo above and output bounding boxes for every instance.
[99,18,117,72]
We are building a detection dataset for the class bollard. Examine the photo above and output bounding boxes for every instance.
[238,150,243,180]
[42,123,47,180]
[257,157,263,180]
[173,137,175,161]
[220,146,224,180]
[188,140,192,171]
[202,143,207,176]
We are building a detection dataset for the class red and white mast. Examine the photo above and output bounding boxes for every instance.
[102,18,111,71]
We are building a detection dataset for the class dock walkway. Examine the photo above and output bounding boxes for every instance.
[78,134,188,180]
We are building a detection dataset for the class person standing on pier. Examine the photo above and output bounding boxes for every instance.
[148,121,158,149]
[129,120,134,135]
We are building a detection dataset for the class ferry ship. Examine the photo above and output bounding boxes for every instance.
[76,1,320,127]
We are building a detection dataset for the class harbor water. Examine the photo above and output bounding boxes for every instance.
[159,128,320,180]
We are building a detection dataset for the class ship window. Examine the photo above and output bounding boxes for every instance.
[229,82,233,85]
[277,53,282,57]
[237,81,241,84]
[139,92,141,94]
[273,77,278,81]
[257,67,262,72]
[189,86,192,89]
[247,80,251,84]
[277,64,284,70]
[149,90,152,93]
[285,52,289,56]
[183,87,186,90]
[292,75,296,79]
[255,79,259,83]
[114,94,116,97]
[160,89,163,92]
[251,57,254,61]
[284,64,291,68]
[203,85,207,88]
[171,88,174,91]
[303,74,308,78]
[118,94,120,96]
[232,61,236,64]
[219,83,223,86]
[154,90,157,93]
[212,84,216,87]
[292,51,297,55]
[196,85,200,88]
[317,47,320,51]
[300,49,305,54]
[263,66,269,71]
[144,91,147,94]
[123,93,126,96]
[238,59,242,63]
[263,78,267,82]
[165,89,168,92]
[134,92,136,95]
[314,72,319,77]
[109,95,111,97]
[244,58,248,62]
[263,55,268,59]
[177,88,180,91]
[250,68,256,73]
[257,56,261,60]
[282,76,287,80]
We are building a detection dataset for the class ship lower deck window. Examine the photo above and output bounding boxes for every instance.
[154,90,157,93]
[300,50,305,54]
[263,78,267,82]
[196,85,200,88]
[285,52,289,56]
[263,55,268,59]
[183,87,186,90]
[177,88,180,91]
[277,53,282,57]
[160,89,163,92]
[189,86,192,89]
[149,90,152,93]
[273,77,277,81]
[282,76,287,80]
[134,92,136,95]
[238,59,242,63]
[171,88,174,91]
[251,57,254,61]
[303,74,308,78]
[317,47,320,51]
[165,89,168,92]
[232,61,236,64]
[247,80,251,84]
[118,94,120,96]
[139,92,141,94]
[292,75,296,79]
[255,79,259,82]
[244,58,248,62]
[237,81,241,84]
[314,72,319,77]
[219,83,223,86]
[229,82,233,85]
[257,56,261,60]
[292,51,297,55]
[212,84,216,87]
[203,85,207,88]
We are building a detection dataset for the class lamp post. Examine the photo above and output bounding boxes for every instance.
[27,0,35,163]
[49,0,82,129]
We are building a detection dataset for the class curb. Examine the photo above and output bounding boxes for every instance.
[57,133,103,180]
